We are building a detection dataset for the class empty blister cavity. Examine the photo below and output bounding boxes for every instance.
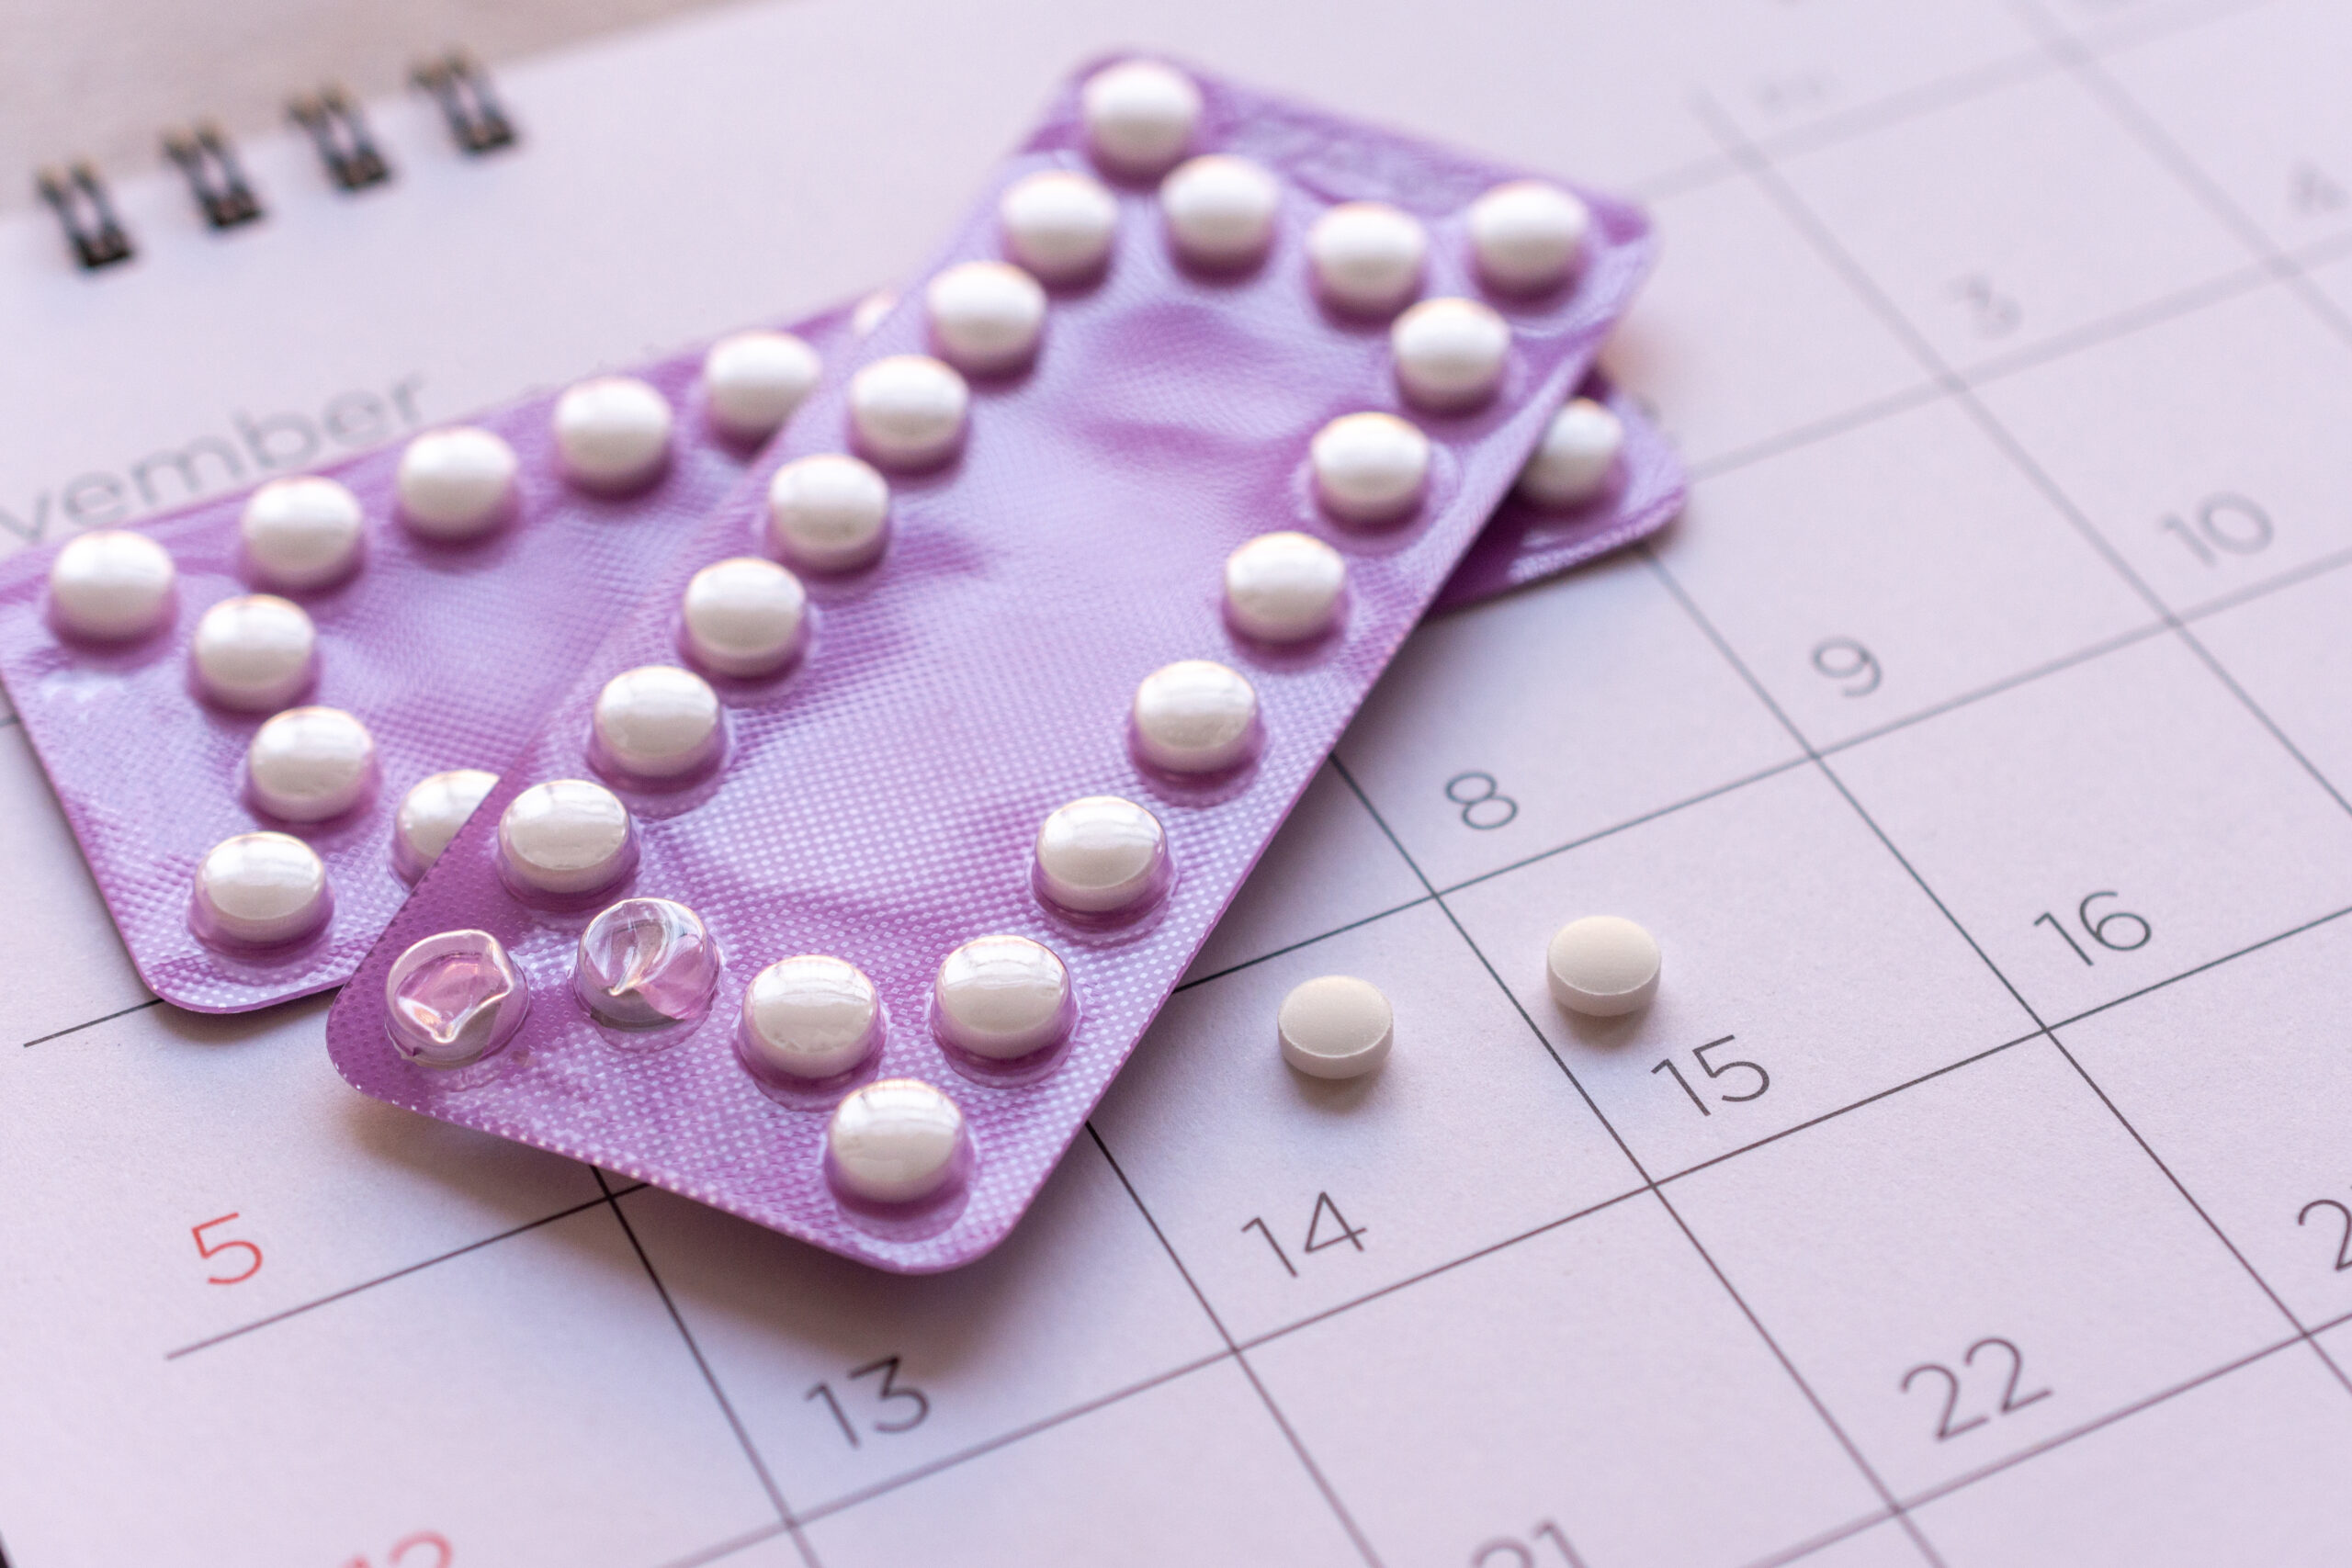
[1307,201,1426,316]
[385,928,530,1069]
[703,330,822,444]
[932,933,1074,1066]
[1516,396,1623,508]
[1034,795,1169,919]
[1160,153,1280,270]
[190,593,315,711]
[49,530,175,642]
[848,355,968,471]
[554,376,673,492]
[739,953,885,1089]
[766,454,890,573]
[497,778,635,897]
[246,705,377,822]
[827,1077,969,1206]
[1131,659,1259,774]
[1224,532,1345,643]
[926,261,1047,376]
[1546,915,1660,1017]
[592,664,723,784]
[1278,975,1393,1079]
[240,477,364,591]
[1311,412,1430,525]
[1080,59,1201,178]
[397,427,518,541]
[682,557,808,678]
[191,831,331,950]
[1469,179,1590,295]
[1000,169,1119,284]
[1393,298,1511,412]
[573,897,719,1032]
[394,768,497,881]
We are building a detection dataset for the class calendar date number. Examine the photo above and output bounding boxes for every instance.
[1901,1337,2050,1440]
[190,1212,262,1285]
[2157,492,2271,567]
[1472,1519,1582,1567]
[2031,893,2150,967]
[342,1530,451,1568]
[807,1355,931,1449]
[1244,1192,1366,1278]
[1651,1035,1770,1117]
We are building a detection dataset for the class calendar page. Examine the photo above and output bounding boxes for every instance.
[8,0,2352,1564]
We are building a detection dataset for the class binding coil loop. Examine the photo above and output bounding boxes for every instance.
[163,125,265,230]
[35,164,134,270]
[288,86,393,191]
[413,53,518,154]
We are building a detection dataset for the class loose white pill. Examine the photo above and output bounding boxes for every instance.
[1225,532,1345,643]
[828,1078,967,1204]
[385,928,529,1067]
[397,427,517,540]
[766,453,890,572]
[848,355,969,470]
[933,933,1072,1059]
[553,376,673,492]
[741,954,883,1081]
[394,768,497,879]
[1132,659,1258,773]
[1278,975,1394,1079]
[926,260,1048,375]
[1000,168,1119,284]
[1035,795,1168,915]
[246,706,376,822]
[192,830,331,947]
[593,664,722,781]
[682,557,808,678]
[239,476,364,591]
[1517,396,1624,508]
[1468,179,1591,295]
[1545,915,1661,1017]
[1160,153,1280,269]
[49,530,175,641]
[851,288,898,337]
[498,778,633,896]
[1307,201,1427,315]
[703,330,822,443]
[1080,60,1201,178]
[1310,411,1431,525]
[1393,298,1511,412]
[190,593,315,711]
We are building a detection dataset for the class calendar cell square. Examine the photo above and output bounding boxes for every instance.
[1446,762,2032,1179]
[0,721,147,1044]
[1668,1041,2289,1499]
[1091,899,1641,1345]
[2192,561,2352,804]
[1830,631,2352,1022]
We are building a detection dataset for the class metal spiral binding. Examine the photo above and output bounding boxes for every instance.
[288,86,392,191]
[413,53,519,154]
[162,125,264,229]
[34,164,133,270]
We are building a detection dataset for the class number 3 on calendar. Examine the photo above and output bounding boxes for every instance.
[342,1530,451,1568]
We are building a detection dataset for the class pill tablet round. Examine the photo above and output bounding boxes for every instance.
[1307,201,1427,316]
[498,778,634,896]
[926,260,1048,375]
[828,1078,967,1205]
[766,453,890,573]
[192,831,331,948]
[1132,659,1258,774]
[574,897,719,1029]
[682,557,808,678]
[1516,396,1623,508]
[1080,60,1201,178]
[246,706,377,822]
[190,593,315,712]
[1278,975,1393,1079]
[49,530,175,642]
[593,664,722,781]
[1310,411,1431,525]
[851,288,898,337]
[394,768,497,879]
[1225,532,1345,643]
[741,953,883,1081]
[1392,298,1511,412]
[1000,168,1120,284]
[848,355,969,470]
[553,375,673,492]
[1160,153,1280,270]
[933,933,1073,1059]
[240,476,364,591]
[1035,795,1168,915]
[385,928,530,1068]
[703,330,822,443]
[397,427,518,540]
[1468,179,1590,295]
[1545,915,1661,1017]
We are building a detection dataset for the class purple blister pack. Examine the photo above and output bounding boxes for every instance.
[325,57,1664,1270]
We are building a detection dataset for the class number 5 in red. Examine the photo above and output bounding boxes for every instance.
[190,1213,262,1284]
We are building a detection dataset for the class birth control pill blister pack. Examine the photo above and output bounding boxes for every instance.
[325,56,1659,1270]
[0,307,854,1011]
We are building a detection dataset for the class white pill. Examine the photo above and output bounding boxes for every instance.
[933,933,1072,1059]
[192,830,331,947]
[553,376,673,492]
[682,557,808,677]
[1468,179,1591,295]
[828,1078,967,1205]
[498,778,633,896]
[1000,168,1119,284]
[384,928,529,1067]
[49,530,175,641]
[703,330,822,443]
[1080,60,1201,178]
[1545,915,1661,1017]
[927,260,1048,375]
[1392,297,1512,412]
[1132,659,1258,773]
[1035,795,1168,915]
[1517,397,1624,508]
[1225,532,1345,643]
[1278,975,1393,1079]
[394,768,497,879]
[239,477,364,591]
[1160,154,1280,269]
[246,706,376,823]
[1307,201,1427,315]
[851,288,898,338]
[397,427,517,540]
[190,593,315,711]
[848,355,969,470]
[593,664,722,780]
[766,453,890,573]
[741,953,883,1081]
[1311,411,1431,525]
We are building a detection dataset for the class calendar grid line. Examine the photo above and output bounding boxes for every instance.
[1172,889,1440,993]
[650,1520,794,1568]
[17,997,157,1049]
[2176,538,2352,624]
